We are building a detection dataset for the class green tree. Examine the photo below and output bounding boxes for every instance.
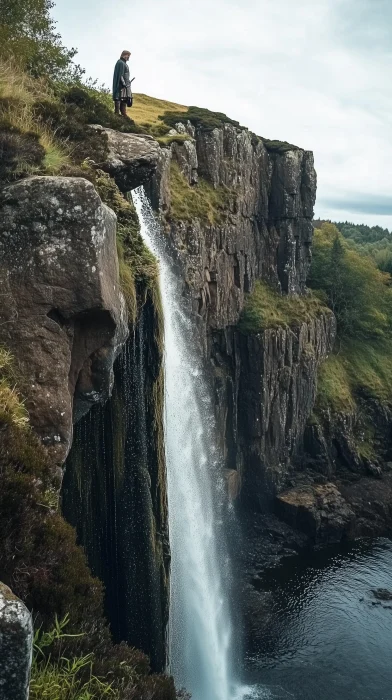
[0,0,83,78]
[309,222,392,342]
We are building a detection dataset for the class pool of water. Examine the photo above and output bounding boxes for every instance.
[244,538,392,700]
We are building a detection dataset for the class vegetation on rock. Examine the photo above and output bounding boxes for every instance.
[160,105,244,133]
[0,347,29,428]
[30,614,180,700]
[168,161,235,224]
[260,137,299,154]
[238,280,329,334]
[309,222,392,412]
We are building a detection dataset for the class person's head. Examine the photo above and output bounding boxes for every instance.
[121,50,131,61]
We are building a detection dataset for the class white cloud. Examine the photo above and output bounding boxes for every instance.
[53,0,392,227]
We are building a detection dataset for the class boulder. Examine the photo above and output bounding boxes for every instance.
[0,176,128,461]
[0,583,33,700]
[276,482,354,543]
[90,126,160,192]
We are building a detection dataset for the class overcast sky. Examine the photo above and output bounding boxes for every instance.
[53,0,392,229]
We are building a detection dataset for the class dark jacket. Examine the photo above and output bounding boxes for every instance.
[112,58,130,100]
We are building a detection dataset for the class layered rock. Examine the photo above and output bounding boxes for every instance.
[0,583,33,700]
[212,313,336,506]
[0,176,128,461]
[151,122,330,506]
[153,123,316,340]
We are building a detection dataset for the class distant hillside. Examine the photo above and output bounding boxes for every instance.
[314,219,392,275]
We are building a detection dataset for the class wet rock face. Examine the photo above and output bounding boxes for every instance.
[90,126,160,192]
[0,583,33,700]
[276,482,354,543]
[0,176,128,461]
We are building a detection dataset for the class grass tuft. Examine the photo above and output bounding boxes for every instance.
[239,281,330,334]
[168,161,235,224]
[0,347,29,428]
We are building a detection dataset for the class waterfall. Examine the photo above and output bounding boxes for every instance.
[133,189,244,700]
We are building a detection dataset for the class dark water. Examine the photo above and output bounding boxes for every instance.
[245,538,392,700]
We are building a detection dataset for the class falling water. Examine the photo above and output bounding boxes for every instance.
[133,189,244,700]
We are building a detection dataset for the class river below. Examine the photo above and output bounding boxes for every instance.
[244,537,392,700]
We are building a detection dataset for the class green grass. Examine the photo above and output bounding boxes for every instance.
[0,347,28,428]
[317,339,392,415]
[168,161,235,224]
[30,616,117,700]
[130,93,187,135]
[239,281,330,334]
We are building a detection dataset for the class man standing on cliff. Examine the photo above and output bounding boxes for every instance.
[113,50,132,116]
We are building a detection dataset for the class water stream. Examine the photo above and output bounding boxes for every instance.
[133,189,243,700]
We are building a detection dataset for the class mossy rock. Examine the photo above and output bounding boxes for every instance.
[261,137,299,154]
[160,105,245,133]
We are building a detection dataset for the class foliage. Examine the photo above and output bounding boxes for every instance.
[314,219,392,275]
[308,223,392,341]
[30,616,180,700]
[30,616,116,700]
[160,105,244,133]
[0,59,70,179]
[238,280,329,334]
[309,223,392,412]
[0,347,29,428]
[168,161,235,224]
[260,138,299,154]
[0,0,83,79]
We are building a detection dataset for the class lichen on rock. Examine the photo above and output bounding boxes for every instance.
[0,583,33,700]
[0,175,128,461]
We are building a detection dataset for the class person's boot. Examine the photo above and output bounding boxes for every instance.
[120,101,127,117]
[114,100,121,115]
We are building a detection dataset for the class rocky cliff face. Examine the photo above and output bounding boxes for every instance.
[0,176,128,462]
[0,131,170,673]
[151,121,333,505]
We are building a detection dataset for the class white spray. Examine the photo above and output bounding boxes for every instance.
[133,189,245,700]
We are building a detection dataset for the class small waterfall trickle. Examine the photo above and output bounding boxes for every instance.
[133,189,245,700]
